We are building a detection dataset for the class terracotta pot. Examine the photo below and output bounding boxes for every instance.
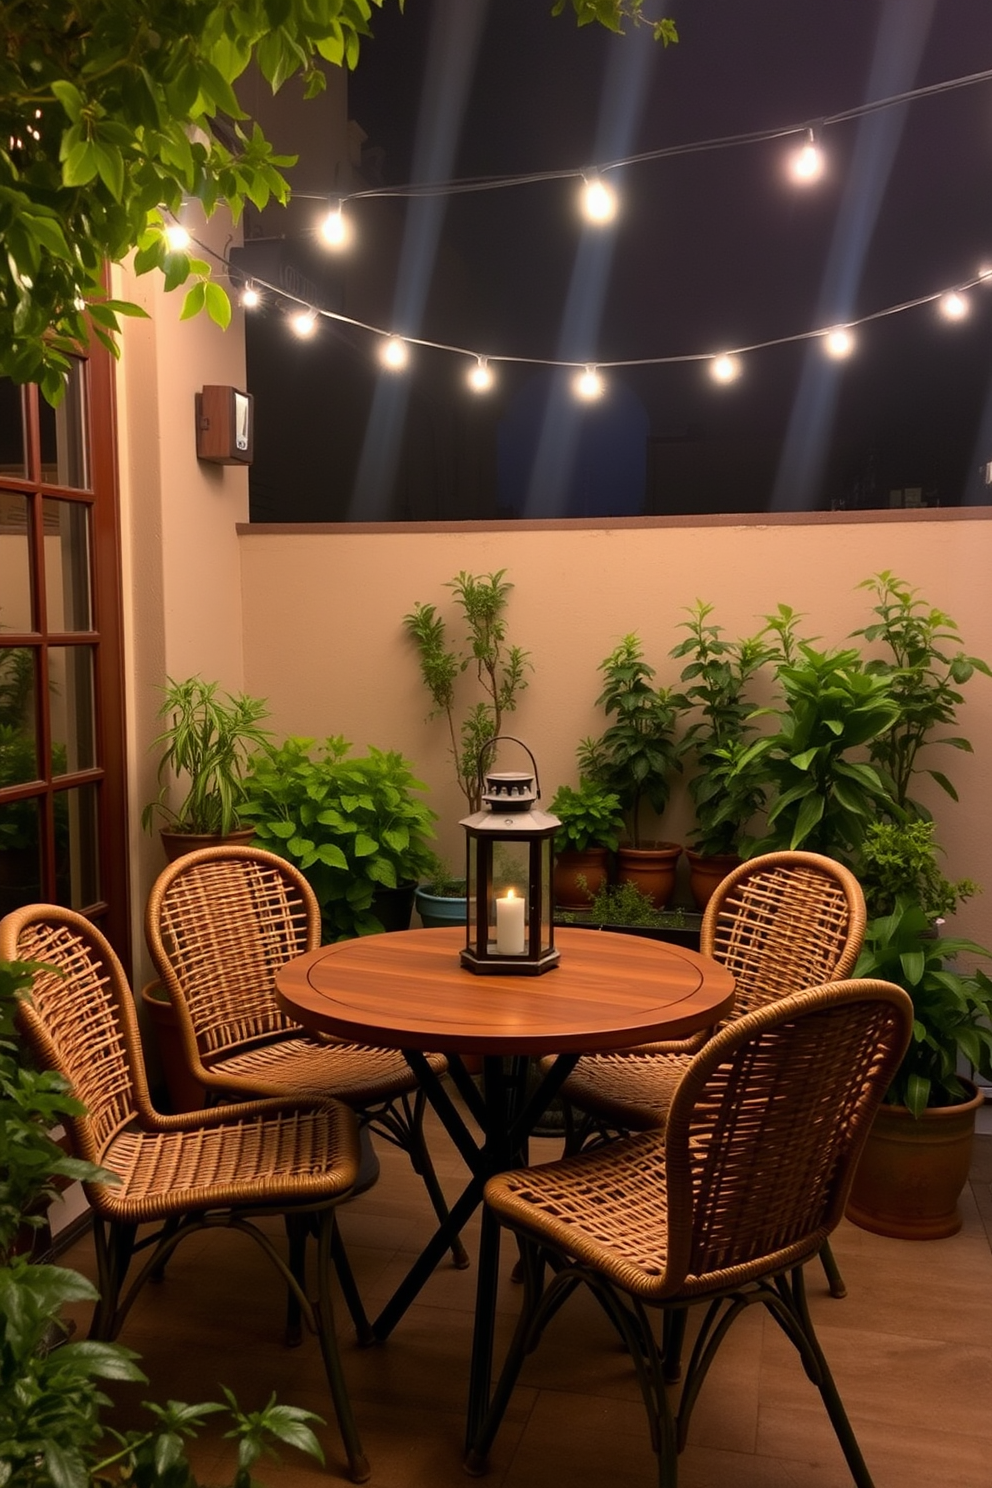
[141,981,205,1113]
[845,1079,983,1240]
[615,842,682,909]
[684,849,741,911]
[159,826,255,863]
[553,847,609,909]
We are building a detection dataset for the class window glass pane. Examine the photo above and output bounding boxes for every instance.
[38,358,89,489]
[0,494,33,632]
[0,381,26,477]
[49,646,96,776]
[0,647,38,785]
[0,796,41,917]
[55,784,100,910]
[43,499,92,631]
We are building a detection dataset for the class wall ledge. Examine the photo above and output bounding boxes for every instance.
[238,507,992,536]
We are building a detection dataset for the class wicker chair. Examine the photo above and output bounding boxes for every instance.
[144,845,468,1270]
[0,904,372,1484]
[555,852,866,1303]
[468,978,913,1488]
[556,851,866,1140]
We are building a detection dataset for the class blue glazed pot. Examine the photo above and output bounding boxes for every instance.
[414,885,468,928]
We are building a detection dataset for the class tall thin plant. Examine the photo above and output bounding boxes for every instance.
[404,570,530,814]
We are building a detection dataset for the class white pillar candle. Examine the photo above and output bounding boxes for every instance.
[495,889,526,955]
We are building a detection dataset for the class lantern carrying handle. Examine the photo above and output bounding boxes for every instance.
[475,736,541,801]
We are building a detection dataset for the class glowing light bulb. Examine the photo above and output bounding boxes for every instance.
[380,335,409,370]
[164,222,191,251]
[319,204,352,250]
[290,308,318,338]
[824,327,854,359]
[574,365,604,400]
[241,284,261,309]
[581,176,617,225]
[789,128,824,184]
[467,357,494,392]
[940,291,969,321]
[710,354,741,384]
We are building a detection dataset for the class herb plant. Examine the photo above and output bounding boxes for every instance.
[670,601,772,856]
[857,819,978,922]
[241,736,436,940]
[577,634,681,848]
[404,570,530,814]
[141,677,271,838]
[853,901,992,1114]
[852,571,991,812]
[549,780,625,854]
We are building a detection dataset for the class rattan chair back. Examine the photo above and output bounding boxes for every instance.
[661,979,910,1295]
[145,846,320,1059]
[0,904,158,1162]
[700,851,865,1022]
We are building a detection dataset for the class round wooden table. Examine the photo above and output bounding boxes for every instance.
[276,925,735,1452]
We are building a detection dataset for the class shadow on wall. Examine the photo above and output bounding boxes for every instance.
[498,368,648,519]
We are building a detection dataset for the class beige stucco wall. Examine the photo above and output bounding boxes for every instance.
[113,203,250,977]
[239,512,992,944]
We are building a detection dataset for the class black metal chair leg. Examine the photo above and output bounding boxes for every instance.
[314,1210,371,1484]
[819,1238,847,1298]
[284,1214,307,1347]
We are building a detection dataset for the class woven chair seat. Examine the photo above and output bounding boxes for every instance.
[553,1050,690,1131]
[207,1037,448,1106]
[96,1100,360,1221]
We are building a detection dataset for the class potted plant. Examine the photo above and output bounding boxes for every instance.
[733,643,900,861]
[413,851,468,928]
[548,779,625,909]
[141,676,271,860]
[845,819,991,1238]
[404,569,530,816]
[559,878,701,950]
[670,601,772,907]
[577,634,682,906]
[852,570,991,814]
[241,736,437,941]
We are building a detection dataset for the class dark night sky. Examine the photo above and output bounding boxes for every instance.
[247,0,992,521]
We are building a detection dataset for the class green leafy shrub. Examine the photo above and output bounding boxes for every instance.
[857,819,978,922]
[549,780,625,853]
[242,737,436,940]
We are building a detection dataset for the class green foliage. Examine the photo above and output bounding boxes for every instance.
[852,571,991,812]
[854,900,992,1114]
[736,644,900,860]
[857,819,978,922]
[416,851,466,898]
[670,601,772,855]
[570,877,688,928]
[404,571,530,814]
[577,634,681,848]
[0,0,395,400]
[241,736,436,940]
[141,677,271,838]
[549,780,625,853]
[554,0,678,42]
[0,957,327,1487]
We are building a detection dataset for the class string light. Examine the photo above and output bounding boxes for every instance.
[789,127,825,184]
[824,326,855,358]
[290,307,318,337]
[319,202,352,250]
[580,175,618,225]
[710,354,741,384]
[467,357,494,392]
[164,222,191,252]
[939,291,969,320]
[380,335,409,370]
[574,365,604,400]
[240,283,261,309]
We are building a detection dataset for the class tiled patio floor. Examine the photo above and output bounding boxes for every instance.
[59,1103,992,1488]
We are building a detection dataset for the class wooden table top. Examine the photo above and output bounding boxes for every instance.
[276,926,735,1056]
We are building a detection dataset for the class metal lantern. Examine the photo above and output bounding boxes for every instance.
[460,738,560,975]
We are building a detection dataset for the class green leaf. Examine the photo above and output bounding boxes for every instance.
[180,281,206,320]
[790,792,824,848]
[353,832,378,858]
[315,843,349,870]
[204,280,232,329]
